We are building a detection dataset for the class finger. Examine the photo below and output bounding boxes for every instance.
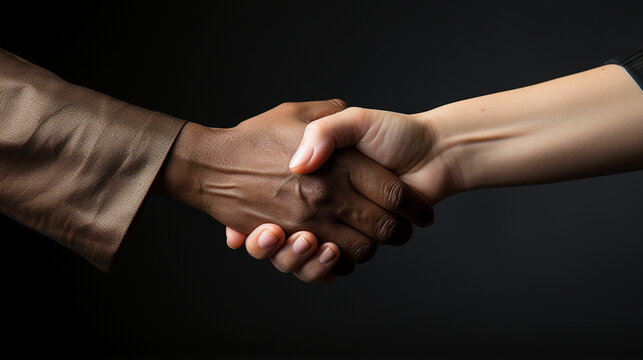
[294,242,340,283]
[345,149,434,226]
[289,106,375,174]
[226,227,247,249]
[270,231,319,273]
[244,224,286,260]
[339,192,413,246]
[319,225,377,264]
[294,98,348,123]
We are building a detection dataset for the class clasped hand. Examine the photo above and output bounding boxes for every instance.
[155,99,436,282]
[155,65,643,283]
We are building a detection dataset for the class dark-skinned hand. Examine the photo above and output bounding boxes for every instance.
[154,100,433,277]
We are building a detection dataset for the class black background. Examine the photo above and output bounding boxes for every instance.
[2,1,643,359]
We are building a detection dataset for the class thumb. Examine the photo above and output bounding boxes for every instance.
[289,107,375,174]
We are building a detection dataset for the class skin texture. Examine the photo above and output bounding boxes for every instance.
[234,64,643,282]
[154,100,433,270]
[425,65,643,191]
[228,224,340,283]
[288,108,453,204]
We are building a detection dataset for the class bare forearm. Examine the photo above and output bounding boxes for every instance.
[423,64,643,193]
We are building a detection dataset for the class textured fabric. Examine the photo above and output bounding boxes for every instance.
[606,45,643,90]
[0,49,186,271]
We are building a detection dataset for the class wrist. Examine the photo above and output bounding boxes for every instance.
[416,97,524,196]
[152,121,229,213]
[412,104,471,198]
[419,65,643,193]
[151,121,199,199]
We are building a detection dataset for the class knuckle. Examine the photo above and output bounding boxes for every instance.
[384,179,405,210]
[375,214,400,242]
[349,240,376,263]
[297,176,332,208]
[288,177,333,226]
[277,101,297,112]
[344,106,366,121]
[305,120,324,135]
[306,119,331,137]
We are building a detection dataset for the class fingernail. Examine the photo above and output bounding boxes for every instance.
[319,247,336,264]
[292,235,311,254]
[258,230,279,249]
[289,145,313,169]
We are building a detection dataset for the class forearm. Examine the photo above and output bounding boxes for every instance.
[424,64,643,193]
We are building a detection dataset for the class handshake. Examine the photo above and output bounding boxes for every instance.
[153,63,643,283]
[2,48,640,278]
[155,99,445,282]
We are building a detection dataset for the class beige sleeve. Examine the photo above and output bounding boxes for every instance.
[0,49,187,271]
